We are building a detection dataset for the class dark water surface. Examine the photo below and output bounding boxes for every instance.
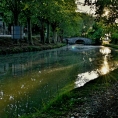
[0,44,118,117]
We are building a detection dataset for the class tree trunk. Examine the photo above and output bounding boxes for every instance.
[59,29,64,43]
[45,21,50,43]
[52,30,58,44]
[27,17,33,45]
[39,20,45,44]
[13,12,19,26]
[51,22,58,43]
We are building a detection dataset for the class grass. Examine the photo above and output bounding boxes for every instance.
[0,43,66,55]
[104,43,118,49]
[0,37,66,55]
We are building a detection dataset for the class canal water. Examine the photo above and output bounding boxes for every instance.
[0,44,118,118]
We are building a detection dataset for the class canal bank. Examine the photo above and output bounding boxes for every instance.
[0,37,66,55]
[20,45,118,118]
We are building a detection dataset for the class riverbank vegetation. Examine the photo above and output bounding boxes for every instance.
[104,44,118,49]
[0,37,66,55]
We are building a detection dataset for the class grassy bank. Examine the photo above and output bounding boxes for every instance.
[0,43,66,55]
[104,44,118,49]
[0,37,66,55]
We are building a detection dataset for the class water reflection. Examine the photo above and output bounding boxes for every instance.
[0,45,118,117]
[99,55,109,75]
[99,47,111,75]
[99,47,111,55]
[75,47,115,88]
[75,70,99,87]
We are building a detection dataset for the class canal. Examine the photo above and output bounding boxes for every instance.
[0,44,118,118]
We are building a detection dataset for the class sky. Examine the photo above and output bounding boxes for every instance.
[75,0,96,14]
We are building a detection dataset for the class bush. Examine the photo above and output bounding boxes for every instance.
[111,32,118,44]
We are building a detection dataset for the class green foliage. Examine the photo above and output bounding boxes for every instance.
[79,13,95,37]
[85,0,118,41]
[96,0,111,15]
[61,13,83,37]
[95,0,118,25]
[111,32,118,44]
[88,23,103,45]
[0,0,97,44]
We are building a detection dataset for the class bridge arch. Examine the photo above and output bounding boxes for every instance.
[64,37,92,45]
[75,39,85,44]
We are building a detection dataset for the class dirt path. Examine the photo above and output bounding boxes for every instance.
[68,82,118,118]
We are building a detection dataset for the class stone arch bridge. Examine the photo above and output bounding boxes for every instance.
[64,37,92,45]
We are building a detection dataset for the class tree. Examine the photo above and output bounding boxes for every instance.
[84,0,118,25]
[60,12,83,38]
[21,0,37,45]
[49,0,77,43]
[88,22,103,45]
[0,0,25,44]
[0,0,36,45]
[34,0,77,44]
[79,13,95,37]
[1,0,24,25]
[111,31,118,44]
[84,0,118,44]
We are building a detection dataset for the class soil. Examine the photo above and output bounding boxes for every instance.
[68,82,118,118]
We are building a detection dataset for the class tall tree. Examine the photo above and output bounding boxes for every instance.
[1,0,23,25]
[21,0,36,45]
[49,0,77,43]
[34,0,77,44]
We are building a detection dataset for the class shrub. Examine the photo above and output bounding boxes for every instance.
[111,32,118,44]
